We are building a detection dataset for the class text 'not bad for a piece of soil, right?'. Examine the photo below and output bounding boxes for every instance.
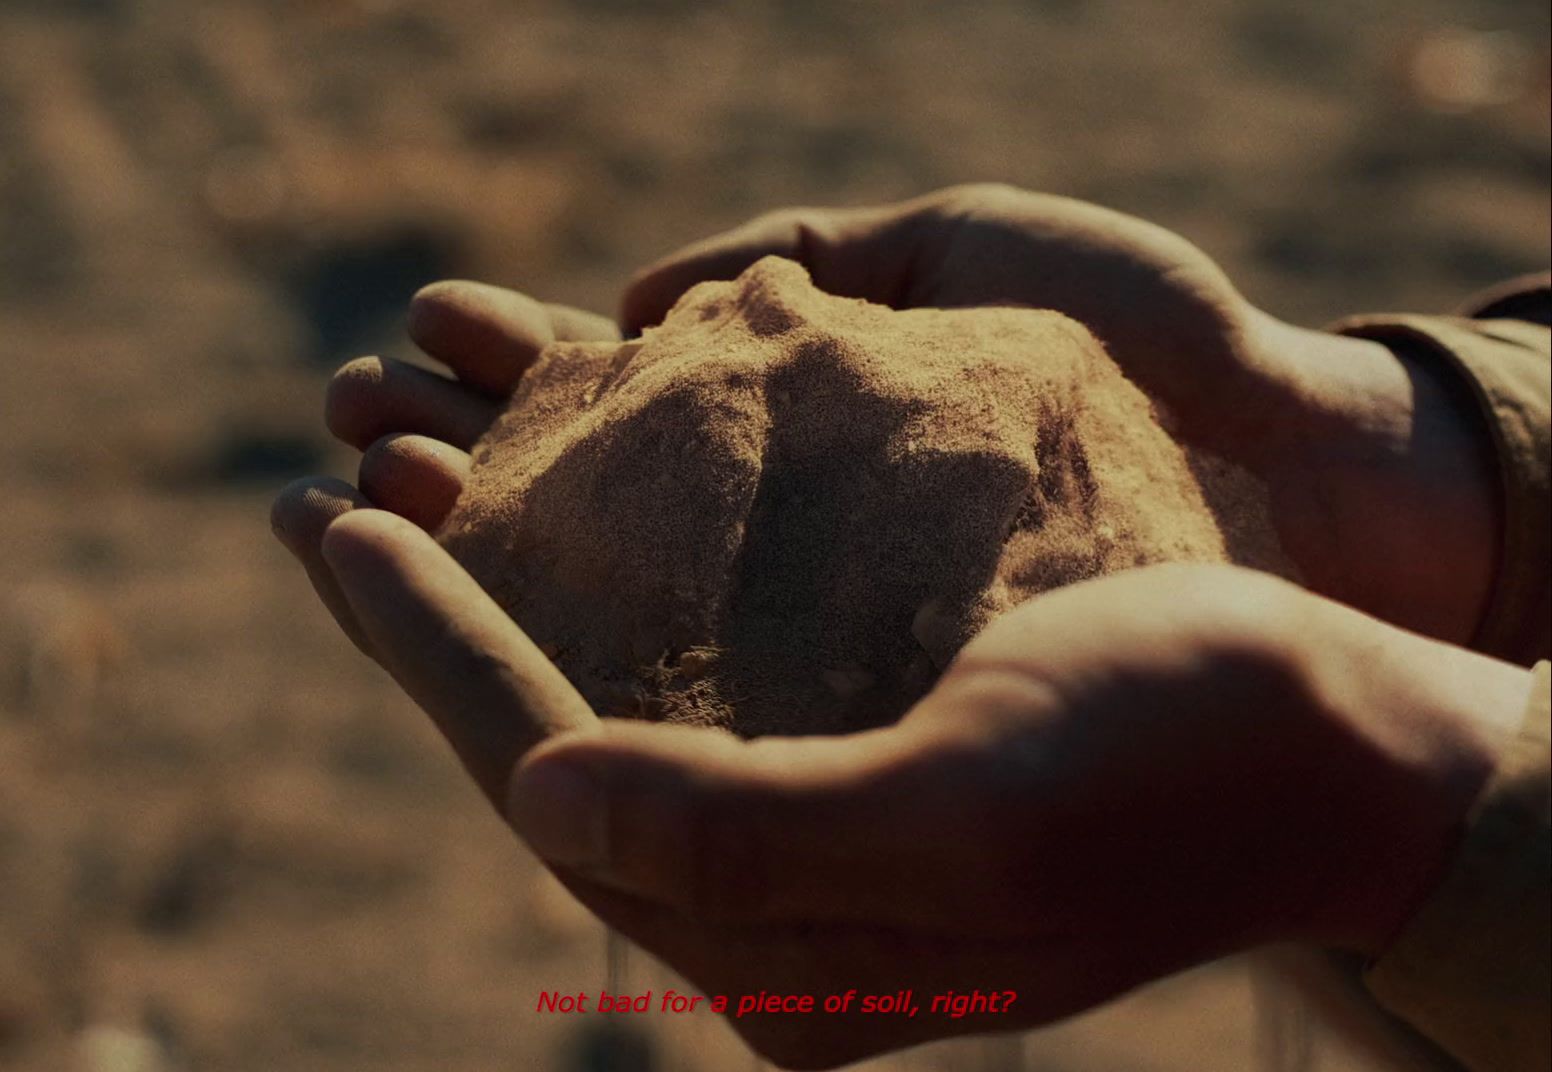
[535,988,1019,1019]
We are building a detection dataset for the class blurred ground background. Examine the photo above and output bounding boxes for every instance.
[0,1,1547,1070]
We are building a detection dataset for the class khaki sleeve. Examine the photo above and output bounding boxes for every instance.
[1362,661,1551,1072]
[1328,274,1550,666]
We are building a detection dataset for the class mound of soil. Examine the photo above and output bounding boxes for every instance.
[441,256,1280,736]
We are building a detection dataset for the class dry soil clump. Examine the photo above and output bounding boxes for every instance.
[440,257,1280,737]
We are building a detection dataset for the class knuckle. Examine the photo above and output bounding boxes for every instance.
[1154,563,1298,637]
[752,206,829,248]
[1139,563,1313,683]
[754,206,811,231]
[931,181,1025,216]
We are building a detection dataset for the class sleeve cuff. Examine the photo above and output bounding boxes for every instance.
[1325,312,1550,666]
[1363,661,1551,1072]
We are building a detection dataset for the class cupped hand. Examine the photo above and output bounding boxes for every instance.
[308,512,1527,1070]
[274,185,1499,648]
[263,188,1524,1069]
[269,282,618,655]
[621,185,1501,648]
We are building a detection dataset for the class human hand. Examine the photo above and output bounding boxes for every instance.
[264,190,1531,1069]
[270,283,619,657]
[304,511,1529,1069]
[620,184,1502,648]
[273,186,1499,650]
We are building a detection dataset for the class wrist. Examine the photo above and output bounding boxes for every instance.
[1240,310,1499,645]
[1304,628,1530,957]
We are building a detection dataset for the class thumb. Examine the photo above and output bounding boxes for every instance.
[506,716,1003,930]
[321,509,599,805]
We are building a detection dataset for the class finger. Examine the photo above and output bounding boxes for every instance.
[620,197,939,333]
[506,714,1023,932]
[325,355,498,451]
[269,476,375,656]
[409,282,553,395]
[409,281,620,395]
[320,509,599,805]
[357,434,470,532]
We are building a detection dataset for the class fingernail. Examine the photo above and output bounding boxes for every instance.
[506,759,607,870]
